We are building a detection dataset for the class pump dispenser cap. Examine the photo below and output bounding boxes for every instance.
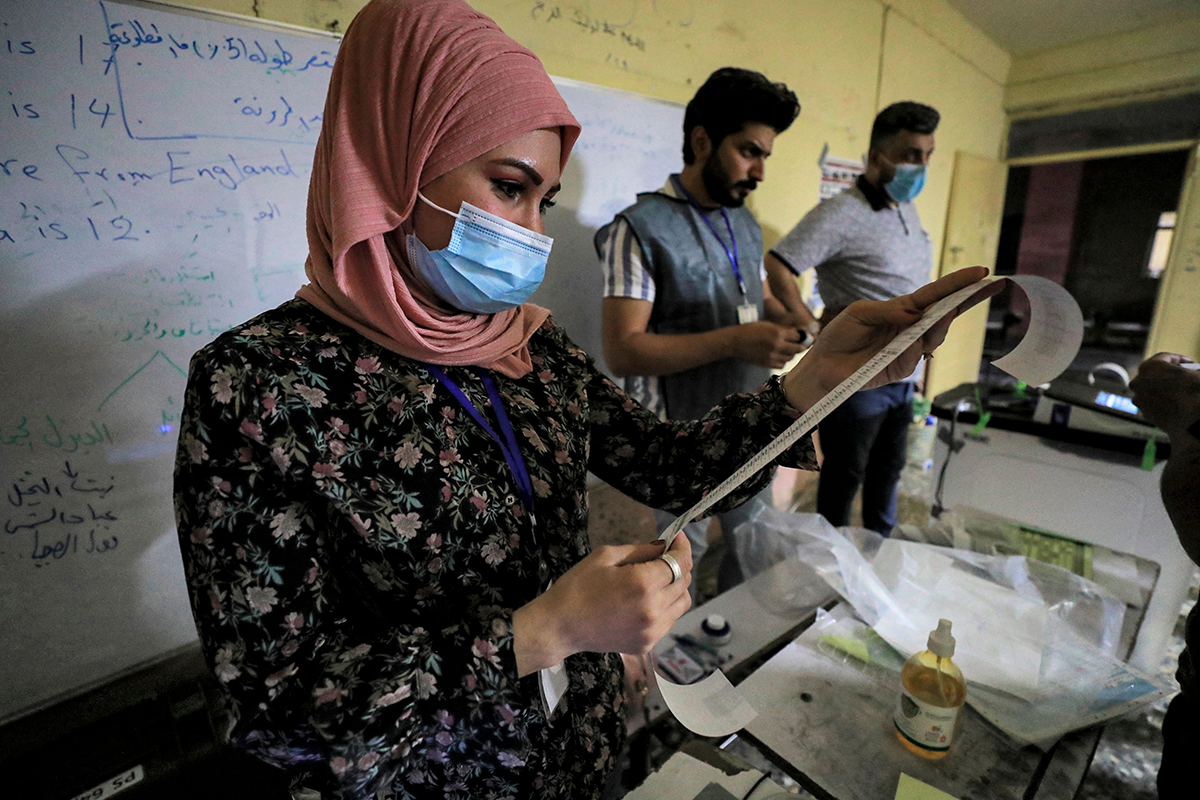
[928,619,955,658]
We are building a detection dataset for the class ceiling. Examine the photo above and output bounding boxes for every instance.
[945,0,1200,56]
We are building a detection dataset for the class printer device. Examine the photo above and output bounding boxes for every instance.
[1033,377,1168,443]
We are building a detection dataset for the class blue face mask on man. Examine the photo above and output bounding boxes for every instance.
[885,162,926,203]
[406,192,552,314]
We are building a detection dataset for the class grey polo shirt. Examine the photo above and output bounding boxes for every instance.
[770,175,934,311]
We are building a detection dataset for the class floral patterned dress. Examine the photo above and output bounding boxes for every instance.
[173,298,817,799]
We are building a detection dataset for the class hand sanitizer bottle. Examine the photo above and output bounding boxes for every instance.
[894,619,965,759]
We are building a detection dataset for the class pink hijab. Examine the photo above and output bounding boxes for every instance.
[297,0,580,378]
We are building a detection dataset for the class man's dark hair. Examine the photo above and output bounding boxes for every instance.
[682,67,800,164]
[870,101,940,150]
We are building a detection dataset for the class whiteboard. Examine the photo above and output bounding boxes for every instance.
[0,0,683,723]
[533,77,684,361]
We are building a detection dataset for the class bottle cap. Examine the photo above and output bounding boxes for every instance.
[701,614,732,645]
[928,619,955,658]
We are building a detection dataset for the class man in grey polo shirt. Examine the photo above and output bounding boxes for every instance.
[765,101,939,534]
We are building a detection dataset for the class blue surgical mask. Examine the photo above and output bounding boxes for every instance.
[405,192,552,314]
[886,163,926,203]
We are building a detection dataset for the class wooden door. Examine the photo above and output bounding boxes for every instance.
[925,151,1007,399]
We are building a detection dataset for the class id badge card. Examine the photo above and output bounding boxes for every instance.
[736,303,759,324]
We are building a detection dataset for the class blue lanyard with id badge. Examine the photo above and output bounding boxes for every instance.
[421,364,568,716]
[672,175,759,325]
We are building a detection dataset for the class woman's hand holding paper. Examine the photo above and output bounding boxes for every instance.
[513,532,693,677]
[783,266,999,413]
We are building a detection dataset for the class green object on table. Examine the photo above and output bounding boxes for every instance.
[819,633,872,663]
[895,773,960,800]
[1142,435,1158,472]
[1019,529,1093,580]
[971,386,991,434]
[912,395,932,420]
[964,386,993,434]
[1013,380,1028,399]
[818,622,905,670]
[971,412,992,435]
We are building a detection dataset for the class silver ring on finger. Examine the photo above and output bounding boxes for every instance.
[659,552,682,584]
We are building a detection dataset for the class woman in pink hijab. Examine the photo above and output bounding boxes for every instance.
[174,1,988,797]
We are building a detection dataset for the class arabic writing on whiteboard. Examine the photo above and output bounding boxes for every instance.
[4,461,120,567]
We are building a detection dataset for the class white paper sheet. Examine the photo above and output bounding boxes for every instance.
[538,579,569,717]
[654,668,758,737]
[539,660,569,717]
[992,275,1085,387]
[871,539,955,594]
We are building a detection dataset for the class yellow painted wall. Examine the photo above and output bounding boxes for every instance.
[925,152,1006,399]
[874,8,1007,279]
[1006,18,1200,115]
[182,0,1010,284]
[1148,146,1200,361]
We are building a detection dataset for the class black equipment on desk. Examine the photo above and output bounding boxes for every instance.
[1040,378,1144,425]
[931,381,1169,466]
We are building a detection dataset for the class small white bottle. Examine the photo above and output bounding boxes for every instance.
[700,614,732,646]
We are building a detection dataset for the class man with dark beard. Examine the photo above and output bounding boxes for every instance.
[596,68,804,597]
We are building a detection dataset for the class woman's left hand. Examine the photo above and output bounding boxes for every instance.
[782,266,999,413]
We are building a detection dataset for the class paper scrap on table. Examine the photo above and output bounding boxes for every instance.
[895,773,960,800]
[654,668,758,737]
[653,275,1083,735]
[693,783,741,800]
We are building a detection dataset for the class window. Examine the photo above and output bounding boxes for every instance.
[1145,211,1176,279]
[1007,94,1200,160]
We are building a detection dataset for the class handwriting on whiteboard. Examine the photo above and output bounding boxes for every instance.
[4,460,120,566]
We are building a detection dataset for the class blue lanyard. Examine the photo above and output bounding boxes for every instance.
[422,364,536,524]
[672,175,746,296]
[423,364,548,584]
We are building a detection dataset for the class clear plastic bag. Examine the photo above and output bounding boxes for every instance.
[733,505,1170,746]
